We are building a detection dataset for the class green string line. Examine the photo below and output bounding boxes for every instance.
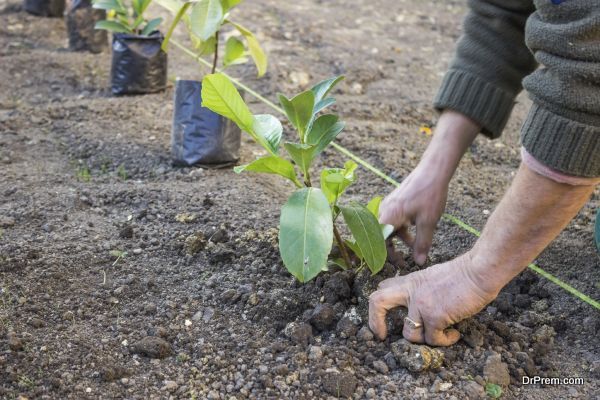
[167,38,600,311]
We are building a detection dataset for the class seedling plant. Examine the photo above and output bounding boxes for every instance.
[92,0,163,35]
[159,0,267,75]
[201,73,392,282]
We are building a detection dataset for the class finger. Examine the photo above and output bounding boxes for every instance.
[396,226,415,248]
[379,197,408,229]
[424,326,461,347]
[378,199,396,226]
[413,217,435,266]
[368,286,409,341]
[402,307,425,344]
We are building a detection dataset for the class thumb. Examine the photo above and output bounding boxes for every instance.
[368,286,409,340]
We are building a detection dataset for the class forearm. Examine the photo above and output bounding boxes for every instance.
[470,163,595,295]
[420,110,480,183]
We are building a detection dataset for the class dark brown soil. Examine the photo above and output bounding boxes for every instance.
[1,0,598,399]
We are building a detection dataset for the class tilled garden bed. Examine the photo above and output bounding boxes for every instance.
[0,0,598,398]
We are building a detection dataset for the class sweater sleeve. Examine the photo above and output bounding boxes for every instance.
[520,0,600,178]
[433,0,538,138]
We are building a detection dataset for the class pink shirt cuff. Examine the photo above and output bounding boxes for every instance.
[521,147,600,186]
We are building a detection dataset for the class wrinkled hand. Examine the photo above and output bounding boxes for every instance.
[379,164,449,265]
[368,254,499,346]
[380,110,481,265]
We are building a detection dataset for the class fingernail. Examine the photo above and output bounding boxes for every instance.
[415,254,426,265]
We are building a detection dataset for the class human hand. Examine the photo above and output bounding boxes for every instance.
[368,253,499,346]
[379,163,449,265]
[379,111,481,265]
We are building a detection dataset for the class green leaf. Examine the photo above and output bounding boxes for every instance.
[321,172,346,203]
[153,0,185,14]
[194,35,216,56]
[92,0,126,13]
[367,196,383,217]
[279,188,333,282]
[220,0,242,11]
[228,20,267,77]
[132,13,145,30]
[94,20,132,33]
[202,74,280,155]
[305,114,345,155]
[162,2,191,51]
[344,239,363,260]
[141,17,163,36]
[132,0,141,15]
[311,76,344,112]
[284,143,316,177]
[329,257,350,270]
[313,97,336,114]
[116,13,130,26]
[340,203,386,275]
[138,0,152,14]
[131,0,151,29]
[366,196,394,239]
[190,0,224,41]
[234,156,300,187]
[251,114,282,155]
[278,90,315,141]
[201,73,254,133]
[312,76,344,103]
[223,36,246,67]
[485,383,503,399]
[109,249,128,258]
[320,160,358,204]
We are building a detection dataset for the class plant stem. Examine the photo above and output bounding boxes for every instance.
[304,170,312,187]
[333,223,352,269]
[211,31,220,74]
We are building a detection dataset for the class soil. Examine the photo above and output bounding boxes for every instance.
[1,0,599,399]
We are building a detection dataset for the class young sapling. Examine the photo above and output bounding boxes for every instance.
[92,0,163,35]
[160,0,266,76]
[159,0,268,167]
[200,73,393,282]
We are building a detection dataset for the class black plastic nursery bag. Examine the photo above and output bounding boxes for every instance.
[66,0,107,53]
[171,79,241,168]
[111,32,167,95]
[24,0,65,17]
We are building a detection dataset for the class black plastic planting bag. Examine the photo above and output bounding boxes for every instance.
[111,32,167,95]
[65,0,107,53]
[24,0,65,16]
[171,80,241,168]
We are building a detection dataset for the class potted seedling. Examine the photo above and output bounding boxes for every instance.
[93,0,167,95]
[160,0,267,168]
[24,0,65,17]
[201,73,393,282]
[66,0,108,53]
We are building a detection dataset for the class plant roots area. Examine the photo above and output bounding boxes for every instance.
[0,0,598,398]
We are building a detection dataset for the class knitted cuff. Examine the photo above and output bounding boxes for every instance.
[433,69,516,139]
[521,103,600,178]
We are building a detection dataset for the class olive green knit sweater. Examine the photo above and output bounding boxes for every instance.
[434,0,600,177]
